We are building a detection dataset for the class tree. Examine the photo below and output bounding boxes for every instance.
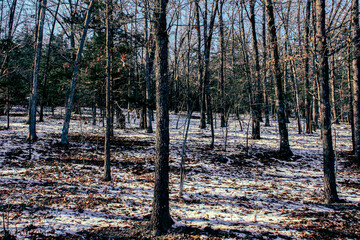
[262,2,270,127]
[351,0,360,165]
[61,0,94,145]
[150,0,174,234]
[0,0,18,128]
[196,0,205,129]
[249,0,262,139]
[219,0,226,128]
[104,0,112,182]
[28,0,47,142]
[200,0,219,138]
[144,0,153,134]
[203,0,219,149]
[316,0,339,203]
[304,0,312,134]
[265,0,292,157]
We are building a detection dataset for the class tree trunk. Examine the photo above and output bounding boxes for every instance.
[316,0,339,203]
[265,0,292,157]
[200,0,208,129]
[352,0,360,164]
[145,0,153,133]
[104,0,112,182]
[304,0,312,134]
[262,3,270,127]
[204,0,219,149]
[196,0,205,129]
[150,0,173,234]
[28,0,47,142]
[250,0,262,139]
[0,0,17,121]
[219,0,226,128]
[61,0,94,145]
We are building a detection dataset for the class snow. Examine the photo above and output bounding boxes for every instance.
[0,107,359,239]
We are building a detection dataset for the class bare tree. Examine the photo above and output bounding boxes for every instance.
[262,2,270,127]
[28,0,47,142]
[351,0,360,164]
[61,0,94,145]
[204,0,219,149]
[304,0,312,134]
[219,0,226,128]
[145,0,153,133]
[316,0,339,203]
[265,0,292,157]
[249,0,262,139]
[104,0,112,182]
[196,0,205,129]
[150,0,174,234]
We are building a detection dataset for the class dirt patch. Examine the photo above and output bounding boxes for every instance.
[285,208,360,239]
[67,133,154,146]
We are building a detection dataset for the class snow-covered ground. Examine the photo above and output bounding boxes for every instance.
[0,107,359,239]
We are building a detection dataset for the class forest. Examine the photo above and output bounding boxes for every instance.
[1,0,360,239]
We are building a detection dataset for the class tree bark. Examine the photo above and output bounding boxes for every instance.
[204,0,219,149]
[250,0,262,139]
[61,0,94,145]
[219,0,226,128]
[265,0,292,157]
[196,0,205,129]
[304,0,312,134]
[262,2,270,127]
[145,0,153,133]
[28,0,47,142]
[351,0,360,164]
[316,0,339,203]
[150,0,173,234]
[104,0,112,182]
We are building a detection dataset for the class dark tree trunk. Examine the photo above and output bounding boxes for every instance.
[145,0,153,133]
[262,3,270,127]
[204,0,219,148]
[250,0,262,139]
[304,0,312,134]
[28,0,47,142]
[351,0,360,164]
[265,0,292,157]
[61,0,94,145]
[104,0,112,182]
[196,0,205,129]
[0,0,17,124]
[186,4,193,113]
[200,0,208,129]
[150,0,173,234]
[219,0,226,128]
[316,0,339,203]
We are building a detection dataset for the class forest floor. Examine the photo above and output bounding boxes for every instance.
[1,107,360,239]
